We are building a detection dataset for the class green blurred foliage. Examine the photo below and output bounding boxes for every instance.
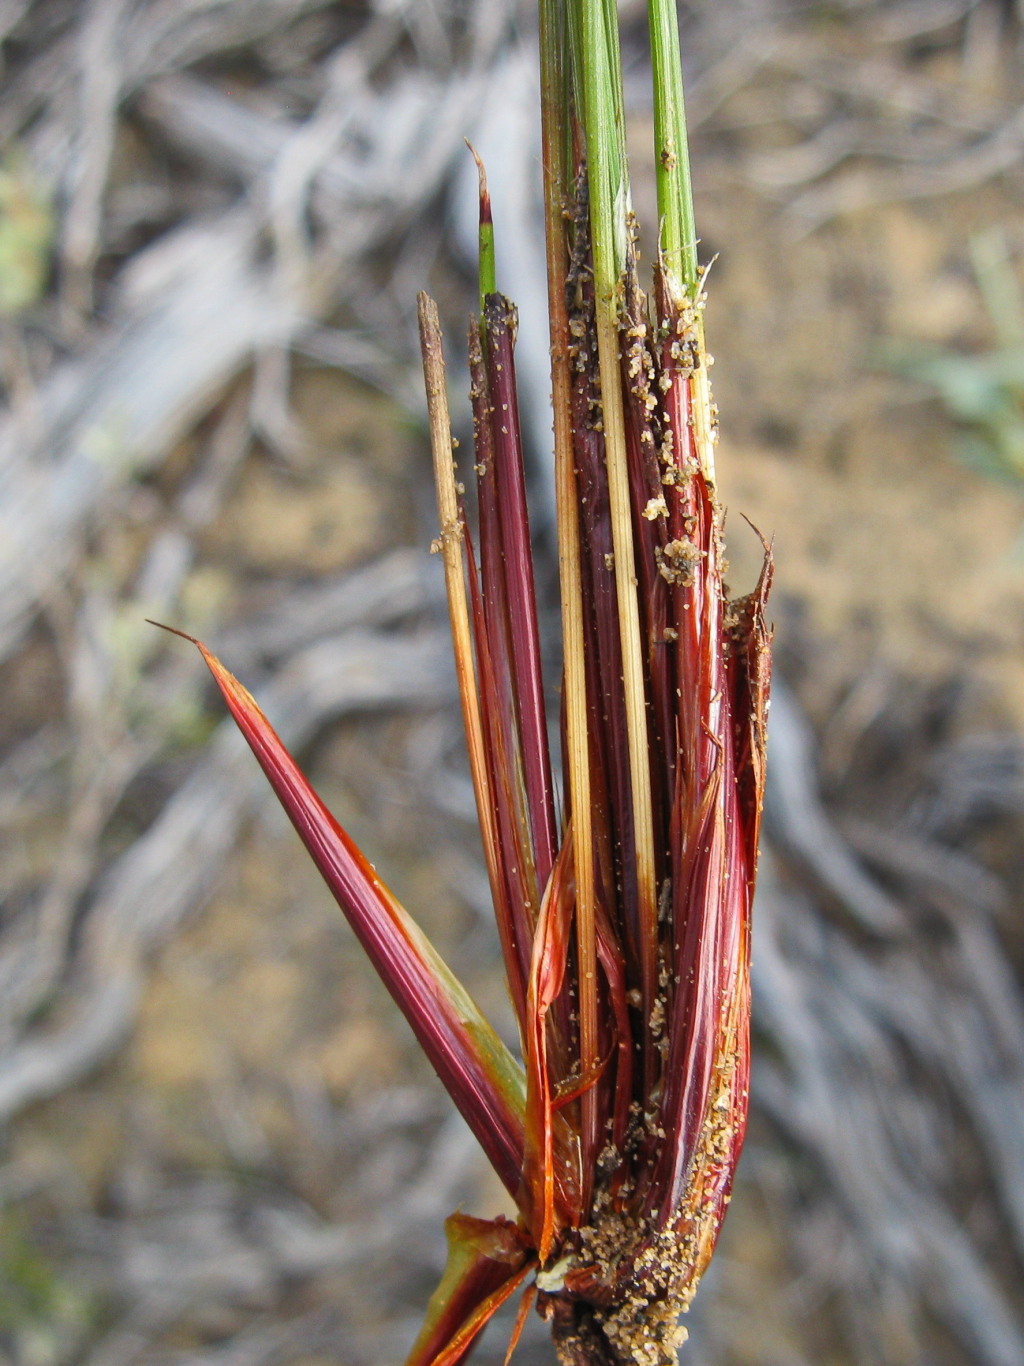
[0,1217,95,1366]
[881,229,1024,487]
[0,152,52,316]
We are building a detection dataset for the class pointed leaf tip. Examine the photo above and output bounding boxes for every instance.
[188,636,529,1199]
[465,141,495,308]
[465,139,492,225]
[145,618,199,646]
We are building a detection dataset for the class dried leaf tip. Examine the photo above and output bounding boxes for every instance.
[466,140,495,310]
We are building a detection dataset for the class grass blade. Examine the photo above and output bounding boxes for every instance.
[158,625,528,1199]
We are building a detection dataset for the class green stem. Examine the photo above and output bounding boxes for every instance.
[648,0,698,301]
[571,0,628,297]
[571,0,660,1029]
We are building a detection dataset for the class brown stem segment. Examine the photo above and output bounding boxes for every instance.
[541,1299,620,1366]
[417,292,525,1031]
[482,296,558,896]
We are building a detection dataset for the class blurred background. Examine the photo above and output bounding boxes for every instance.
[2,1,1024,1363]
